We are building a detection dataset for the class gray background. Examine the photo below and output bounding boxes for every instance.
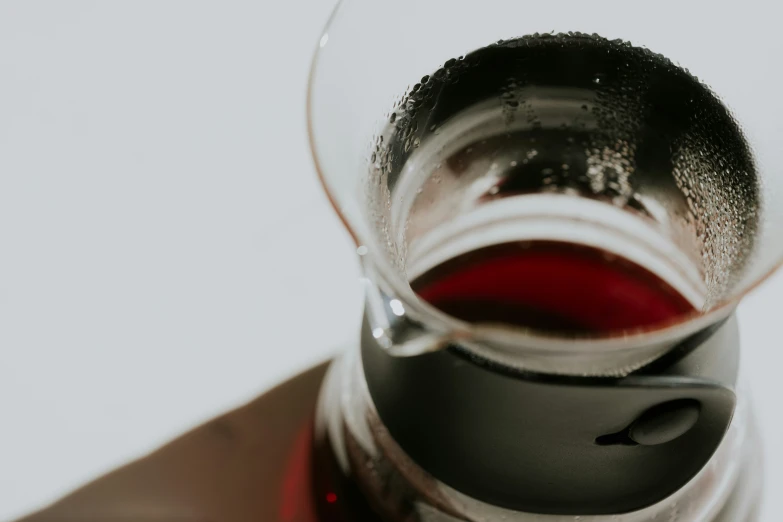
[0,2,779,520]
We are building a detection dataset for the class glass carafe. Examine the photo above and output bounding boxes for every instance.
[304,1,783,520]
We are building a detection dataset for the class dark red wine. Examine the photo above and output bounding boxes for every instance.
[309,428,380,522]
[411,241,696,334]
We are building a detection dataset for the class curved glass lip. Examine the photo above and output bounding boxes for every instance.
[305,0,783,357]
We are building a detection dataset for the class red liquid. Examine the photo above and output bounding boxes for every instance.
[308,428,380,522]
[412,241,696,334]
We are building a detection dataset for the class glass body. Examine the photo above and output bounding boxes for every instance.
[307,1,781,520]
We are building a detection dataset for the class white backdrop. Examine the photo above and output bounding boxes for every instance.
[0,2,780,520]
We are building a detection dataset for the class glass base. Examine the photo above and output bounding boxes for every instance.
[314,347,762,522]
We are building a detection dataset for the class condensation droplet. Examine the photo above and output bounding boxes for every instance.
[389,299,405,317]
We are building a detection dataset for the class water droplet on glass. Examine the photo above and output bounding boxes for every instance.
[389,299,405,317]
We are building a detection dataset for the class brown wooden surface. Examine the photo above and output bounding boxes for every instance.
[18,363,329,522]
